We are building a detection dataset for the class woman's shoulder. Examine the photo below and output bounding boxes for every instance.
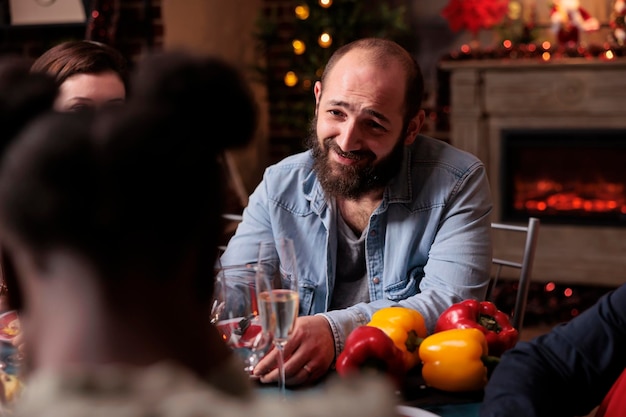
[15,366,398,417]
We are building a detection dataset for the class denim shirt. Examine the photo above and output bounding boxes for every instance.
[221,135,493,358]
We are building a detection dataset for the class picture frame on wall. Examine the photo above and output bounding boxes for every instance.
[9,0,87,25]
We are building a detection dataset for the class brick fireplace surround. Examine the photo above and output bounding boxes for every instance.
[440,58,626,288]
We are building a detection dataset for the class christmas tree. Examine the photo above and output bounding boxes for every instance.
[254,0,412,159]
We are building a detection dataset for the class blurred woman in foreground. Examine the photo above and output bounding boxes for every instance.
[0,51,398,417]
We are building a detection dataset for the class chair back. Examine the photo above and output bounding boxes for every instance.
[487,217,540,336]
[218,213,243,254]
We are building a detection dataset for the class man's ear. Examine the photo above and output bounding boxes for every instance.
[313,81,322,115]
[404,109,425,145]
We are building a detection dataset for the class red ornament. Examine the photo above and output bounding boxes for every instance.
[441,0,509,35]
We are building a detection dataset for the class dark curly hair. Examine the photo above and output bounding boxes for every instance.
[0,51,258,309]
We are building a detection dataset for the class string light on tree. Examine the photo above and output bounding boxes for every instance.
[319,0,332,8]
[295,4,310,20]
[292,39,306,55]
[318,32,332,48]
[284,71,298,87]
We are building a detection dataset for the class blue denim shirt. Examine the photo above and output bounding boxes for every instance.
[221,135,493,357]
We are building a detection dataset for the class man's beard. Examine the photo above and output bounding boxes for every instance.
[306,118,406,200]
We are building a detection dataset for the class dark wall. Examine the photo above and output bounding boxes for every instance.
[0,0,164,65]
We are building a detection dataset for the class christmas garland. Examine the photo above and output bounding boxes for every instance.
[441,41,626,62]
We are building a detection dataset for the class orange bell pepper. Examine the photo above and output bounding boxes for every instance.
[418,328,489,392]
[367,306,428,371]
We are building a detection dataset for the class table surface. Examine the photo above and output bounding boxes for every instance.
[256,367,481,417]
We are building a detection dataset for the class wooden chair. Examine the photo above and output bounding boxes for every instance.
[486,217,541,337]
[217,150,247,253]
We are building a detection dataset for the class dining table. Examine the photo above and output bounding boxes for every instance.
[255,366,482,417]
[398,367,482,417]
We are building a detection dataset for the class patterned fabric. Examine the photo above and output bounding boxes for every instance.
[10,359,398,417]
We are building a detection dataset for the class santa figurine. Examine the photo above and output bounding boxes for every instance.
[611,0,626,45]
[550,0,599,47]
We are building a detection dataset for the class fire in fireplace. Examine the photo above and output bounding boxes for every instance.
[500,128,626,226]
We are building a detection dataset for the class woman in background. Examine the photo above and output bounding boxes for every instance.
[30,40,128,113]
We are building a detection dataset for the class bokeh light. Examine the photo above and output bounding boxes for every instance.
[318,32,332,48]
[284,71,298,87]
[292,39,306,55]
[295,4,310,20]
[507,1,522,19]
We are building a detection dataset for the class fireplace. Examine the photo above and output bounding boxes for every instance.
[500,128,626,227]
[440,58,626,286]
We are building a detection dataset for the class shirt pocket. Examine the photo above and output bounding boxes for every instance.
[384,268,422,301]
[298,280,317,315]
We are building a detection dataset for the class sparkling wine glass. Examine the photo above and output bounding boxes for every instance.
[255,237,299,398]
[211,264,273,376]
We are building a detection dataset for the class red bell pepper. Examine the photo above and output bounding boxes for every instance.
[335,325,406,385]
[434,299,519,357]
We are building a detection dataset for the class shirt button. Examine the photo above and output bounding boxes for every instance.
[372,277,380,284]
[370,230,377,236]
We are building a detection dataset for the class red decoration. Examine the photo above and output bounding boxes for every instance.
[85,0,119,44]
[441,0,509,35]
[549,0,599,47]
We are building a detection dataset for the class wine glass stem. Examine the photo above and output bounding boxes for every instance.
[276,342,286,399]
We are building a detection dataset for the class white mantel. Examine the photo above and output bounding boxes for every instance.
[439,57,626,287]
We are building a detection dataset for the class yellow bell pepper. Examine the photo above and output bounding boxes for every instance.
[367,306,428,371]
[418,328,489,392]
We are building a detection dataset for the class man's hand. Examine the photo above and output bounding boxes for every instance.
[253,315,335,386]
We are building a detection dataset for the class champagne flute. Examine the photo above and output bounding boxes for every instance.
[256,238,299,398]
[211,264,273,376]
